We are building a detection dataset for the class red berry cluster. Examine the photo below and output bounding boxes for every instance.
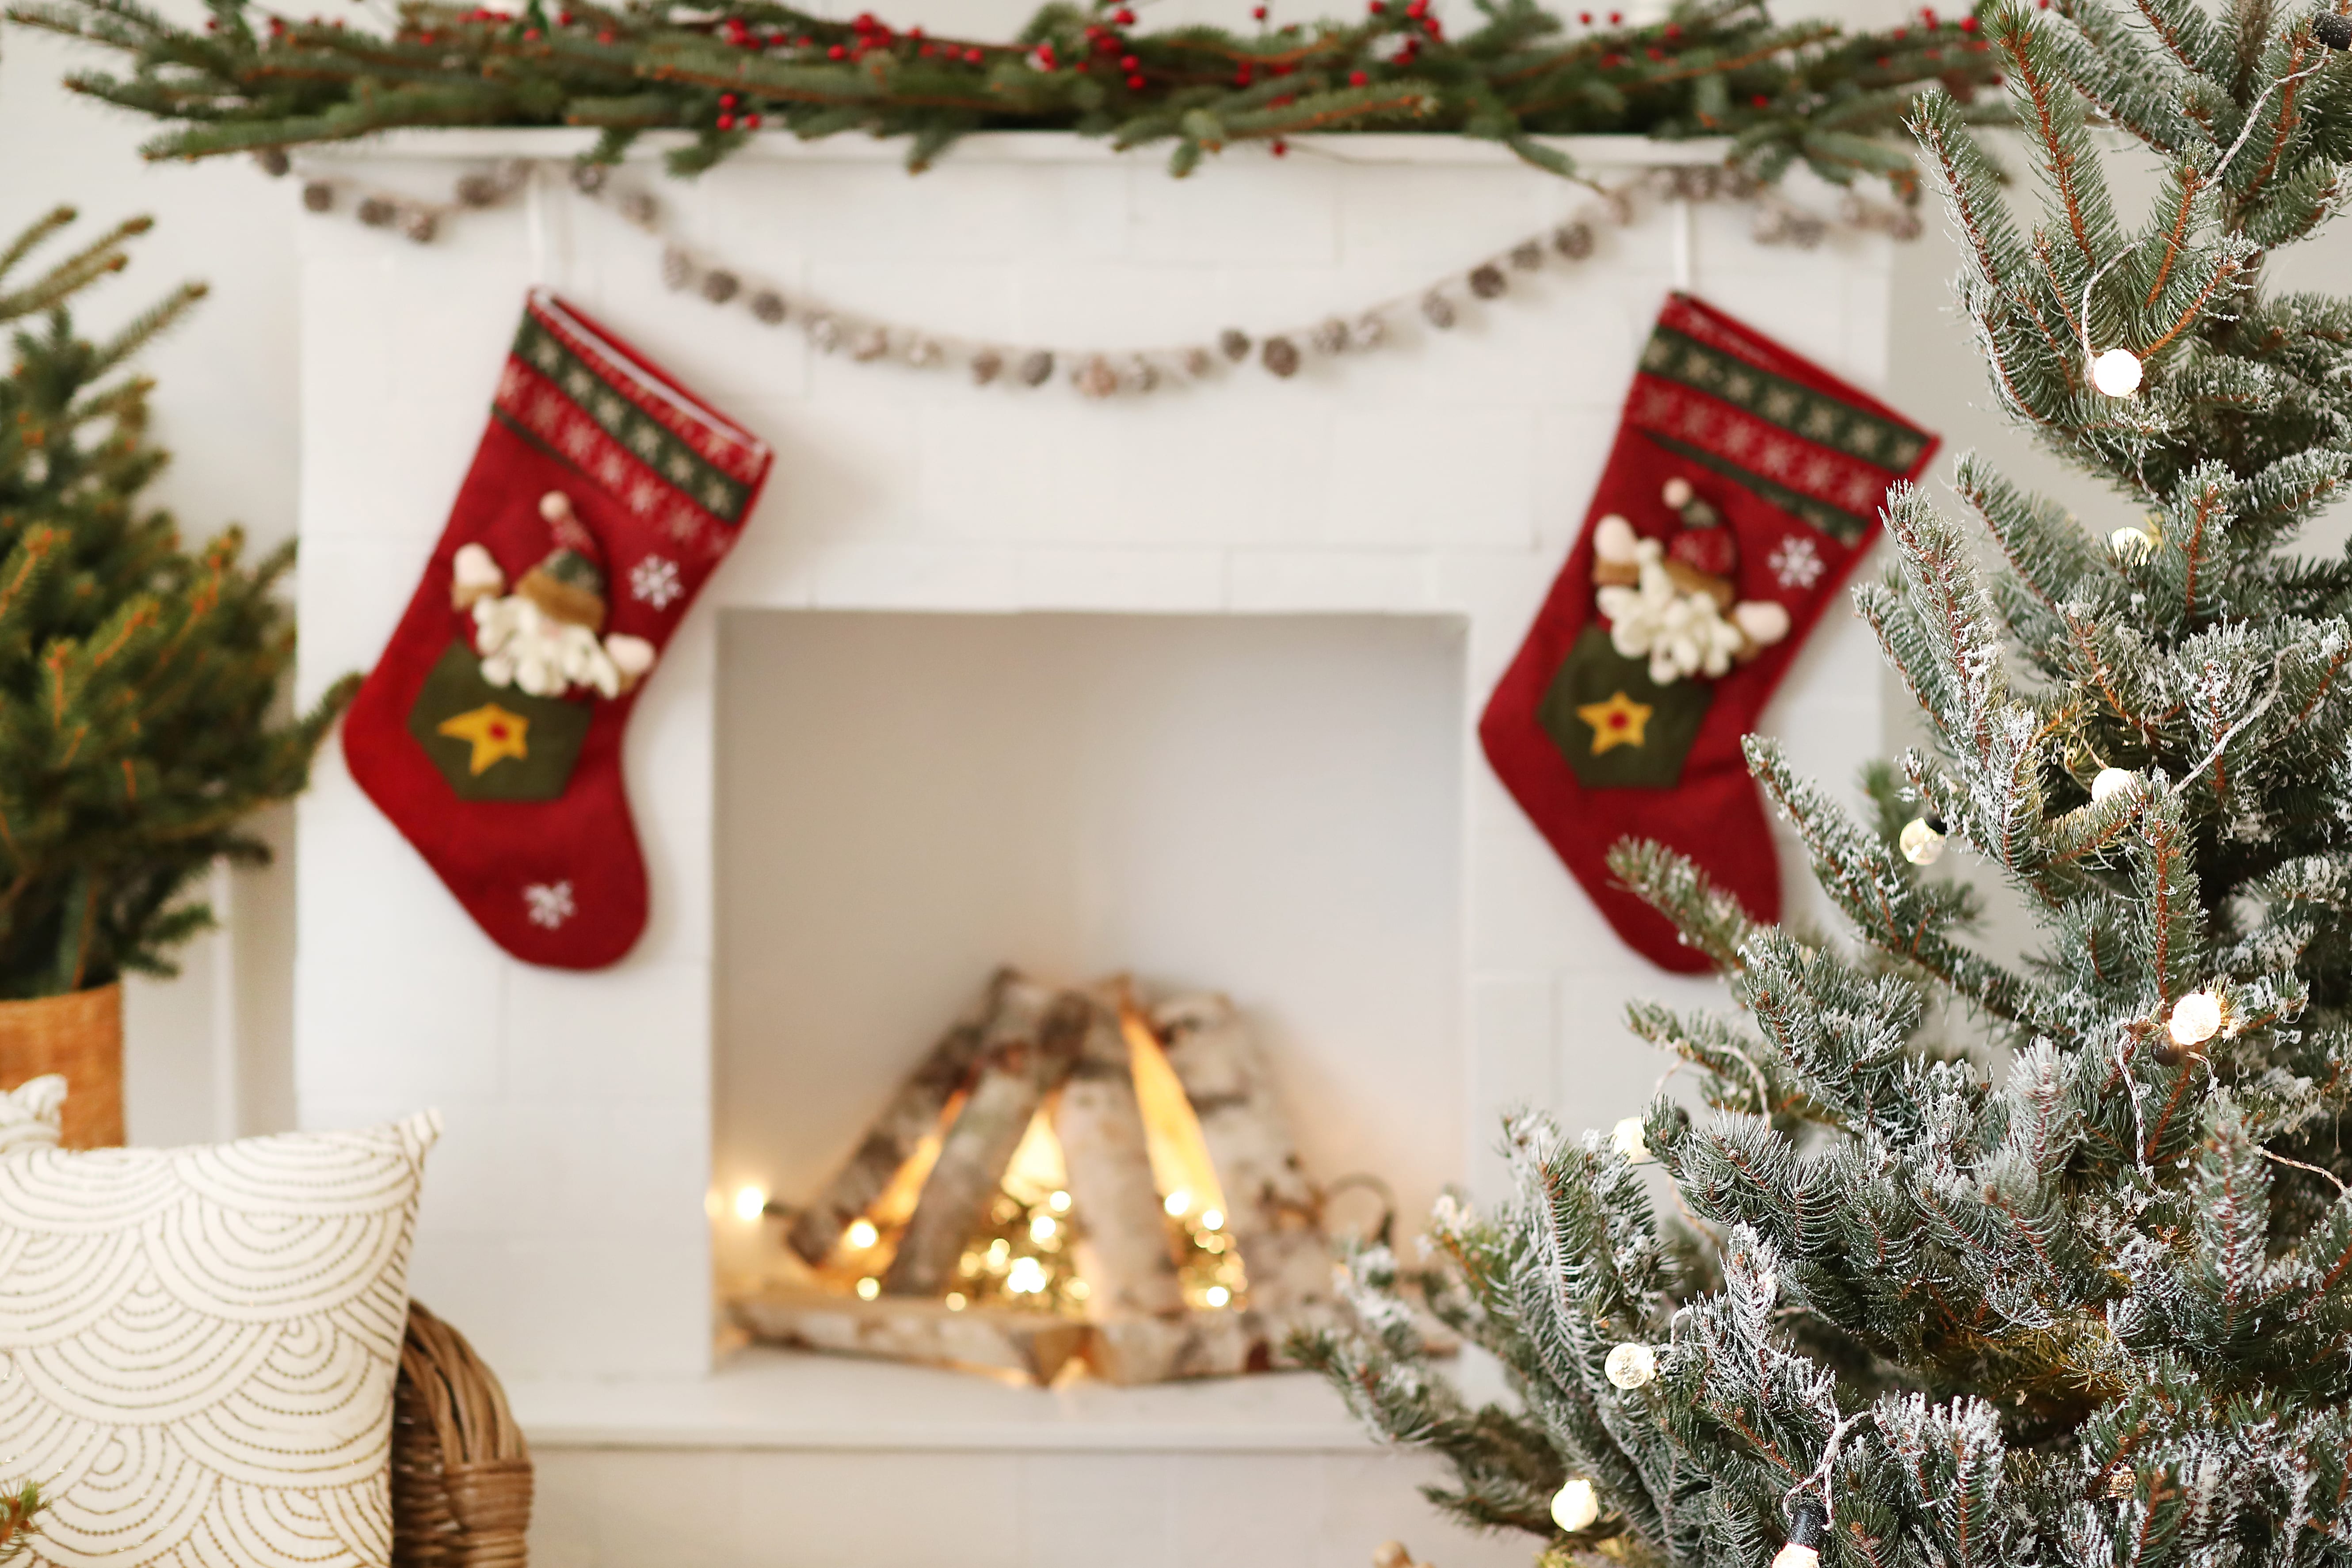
[713,91,762,130]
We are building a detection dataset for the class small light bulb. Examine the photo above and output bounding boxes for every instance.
[1611,1116,1653,1164]
[2090,347,2144,398]
[945,1291,967,1311]
[1200,1208,1224,1232]
[1551,1478,1600,1533]
[1048,1190,1072,1213]
[1007,1257,1047,1294]
[1605,1341,1658,1389]
[2109,524,2158,564]
[1164,1189,1191,1217]
[1067,1278,1090,1301]
[1899,815,1948,866]
[855,1276,880,1300]
[2090,767,2136,804]
[1204,1284,1232,1308]
[1030,1213,1057,1243]
[845,1218,879,1249]
[2169,989,2223,1048]
[732,1185,767,1221]
[987,1238,1010,1267]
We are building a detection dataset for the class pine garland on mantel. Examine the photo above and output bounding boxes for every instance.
[8,0,2003,187]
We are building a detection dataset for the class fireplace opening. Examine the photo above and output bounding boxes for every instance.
[713,611,1467,1374]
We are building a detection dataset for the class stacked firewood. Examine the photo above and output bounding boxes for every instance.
[735,969,1339,1385]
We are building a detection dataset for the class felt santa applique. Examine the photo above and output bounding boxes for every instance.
[405,493,656,802]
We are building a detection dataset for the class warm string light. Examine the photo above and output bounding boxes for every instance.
[2089,346,2145,398]
[2090,767,2137,804]
[1611,1116,1653,1164]
[1899,814,1947,865]
[1551,1477,1601,1532]
[809,1002,1258,1317]
[1773,1496,1828,1568]
[1604,1341,1657,1389]
[283,155,1922,401]
[2156,988,2224,1065]
[1164,1189,1249,1311]
[2108,521,2160,564]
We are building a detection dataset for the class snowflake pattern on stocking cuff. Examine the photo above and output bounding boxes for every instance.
[1768,534,1826,591]
[524,880,576,929]
[629,554,684,610]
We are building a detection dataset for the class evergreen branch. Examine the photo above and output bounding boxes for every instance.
[6,0,2004,185]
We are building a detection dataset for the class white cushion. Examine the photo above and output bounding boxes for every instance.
[0,1111,441,1567]
[0,1076,65,1159]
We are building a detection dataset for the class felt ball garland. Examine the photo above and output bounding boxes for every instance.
[282,154,1923,400]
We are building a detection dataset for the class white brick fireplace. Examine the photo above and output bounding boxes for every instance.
[293,130,1895,1567]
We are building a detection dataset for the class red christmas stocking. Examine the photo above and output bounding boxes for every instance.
[343,290,773,969]
[1480,293,1936,972]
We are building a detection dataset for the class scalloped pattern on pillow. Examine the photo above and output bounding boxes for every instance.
[0,1076,65,1160]
[0,1111,440,1568]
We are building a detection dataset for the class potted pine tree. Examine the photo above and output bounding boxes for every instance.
[0,207,353,1146]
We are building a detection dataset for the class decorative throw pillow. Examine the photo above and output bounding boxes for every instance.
[0,1111,441,1568]
[0,1076,64,1160]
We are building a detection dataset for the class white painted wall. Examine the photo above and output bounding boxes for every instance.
[0,0,1919,1148]
[0,18,303,1146]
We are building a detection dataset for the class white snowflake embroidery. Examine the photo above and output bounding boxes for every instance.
[1768,534,1826,591]
[631,555,684,610]
[524,881,576,929]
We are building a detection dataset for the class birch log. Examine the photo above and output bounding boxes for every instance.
[1151,993,1333,1315]
[734,1287,1088,1385]
[787,969,1012,1267]
[1085,1303,1333,1385]
[882,977,1078,1297]
[1052,995,1184,1316]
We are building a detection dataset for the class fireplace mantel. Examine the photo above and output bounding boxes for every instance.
[292,125,1895,1567]
[303,126,1738,165]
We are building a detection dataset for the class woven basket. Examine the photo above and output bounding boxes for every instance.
[394,1301,533,1568]
[0,983,122,1148]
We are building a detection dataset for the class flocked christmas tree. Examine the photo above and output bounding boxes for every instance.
[0,209,353,998]
[1300,1,2352,1565]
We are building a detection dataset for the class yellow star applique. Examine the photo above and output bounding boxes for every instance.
[437,702,531,776]
[1577,691,1654,755]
